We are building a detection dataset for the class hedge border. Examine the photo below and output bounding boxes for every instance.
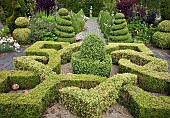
[120,85,170,118]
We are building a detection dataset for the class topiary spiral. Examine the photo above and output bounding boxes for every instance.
[71,33,112,77]
[109,13,132,42]
[55,8,76,43]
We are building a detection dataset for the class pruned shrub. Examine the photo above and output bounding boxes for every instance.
[109,13,132,42]
[71,33,112,77]
[153,20,170,48]
[55,8,76,43]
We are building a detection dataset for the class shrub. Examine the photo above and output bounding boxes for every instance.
[98,10,112,39]
[109,13,132,42]
[160,0,170,20]
[71,33,112,77]
[13,28,31,44]
[36,0,55,16]
[58,8,69,16]
[15,17,29,27]
[55,8,76,43]
[5,0,26,33]
[153,20,170,48]
[120,85,170,118]
[29,13,57,43]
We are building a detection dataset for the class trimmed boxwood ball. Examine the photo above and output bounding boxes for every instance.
[71,33,112,77]
[15,17,29,27]
[153,20,170,49]
[58,8,69,16]
[158,20,170,32]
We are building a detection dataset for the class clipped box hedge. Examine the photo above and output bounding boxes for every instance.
[120,85,170,118]
[0,70,39,93]
[106,43,154,56]
[119,58,170,94]
[59,73,137,118]
[71,52,112,77]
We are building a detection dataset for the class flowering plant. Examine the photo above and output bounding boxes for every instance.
[0,36,20,53]
[76,33,84,42]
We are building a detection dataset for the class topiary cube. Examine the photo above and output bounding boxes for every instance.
[71,33,112,77]
[153,20,170,49]
[109,13,132,42]
[55,8,76,43]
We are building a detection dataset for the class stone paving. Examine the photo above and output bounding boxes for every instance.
[0,18,170,71]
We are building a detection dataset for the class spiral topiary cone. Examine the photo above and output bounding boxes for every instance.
[109,13,132,42]
[71,33,112,77]
[55,8,76,43]
[13,17,31,45]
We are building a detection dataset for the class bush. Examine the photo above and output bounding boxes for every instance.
[13,28,31,45]
[58,8,69,16]
[4,0,26,33]
[109,13,132,42]
[80,33,106,61]
[55,8,76,43]
[153,20,170,48]
[29,12,57,43]
[98,10,112,39]
[59,73,137,117]
[160,0,170,20]
[158,20,170,32]
[71,9,85,34]
[120,85,170,118]
[15,17,29,27]
[71,33,112,77]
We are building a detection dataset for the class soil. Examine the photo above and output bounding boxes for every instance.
[42,103,133,118]
[61,63,119,78]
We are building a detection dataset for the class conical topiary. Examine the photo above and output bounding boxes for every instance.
[71,33,112,77]
[109,13,132,42]
[153,20,170,49]
[55,8,76,43]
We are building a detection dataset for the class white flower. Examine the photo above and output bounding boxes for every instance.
[7,37,14,43]
[0,40,4,44]
[14,42,20,49]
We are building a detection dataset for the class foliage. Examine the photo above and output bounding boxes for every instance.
[15,17,29,27]
[57,0,103,17]
[0,36,19,52]
[80,33,106,61]
[36,0,56,16]
[71,33,112,77]
[153,20,170,49]
[109,13,132,42]
[103,0,116,14]
[3,0,27,33]
[29,12,57,43]
[160,0,170,20]
[121,85,170,118]
[13,28,31,45]
[70,9,85,34]
[0,6,6,24]
[98,10,113,39]
[55,8,76,43]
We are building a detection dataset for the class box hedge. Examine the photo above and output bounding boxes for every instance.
[59,73,137,118]
[120,85,170,118]
[118,58,170,94]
